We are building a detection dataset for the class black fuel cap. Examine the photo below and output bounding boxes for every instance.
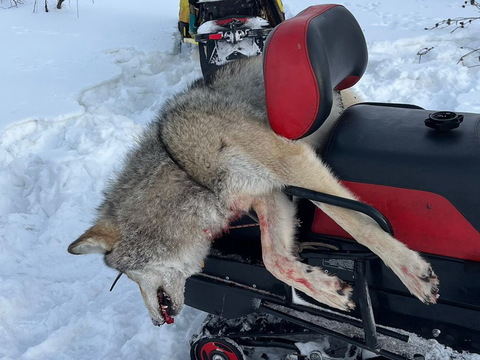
[425,111,464,131]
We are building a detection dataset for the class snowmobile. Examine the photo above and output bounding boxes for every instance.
[178,0,284,79]
[184,4,480,360]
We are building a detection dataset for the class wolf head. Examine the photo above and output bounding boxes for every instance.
[67,219,202,326]
[66,117,227,326]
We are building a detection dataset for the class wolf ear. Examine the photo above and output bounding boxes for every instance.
[68,221,119,255]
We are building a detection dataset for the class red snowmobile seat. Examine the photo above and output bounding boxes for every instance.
[263,4,367,140]
[316,104,480,262]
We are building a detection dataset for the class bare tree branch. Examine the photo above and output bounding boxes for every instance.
[424,1,480,65]
[457,47,480,67]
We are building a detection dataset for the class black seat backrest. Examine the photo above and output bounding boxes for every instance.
[263,4,368,140]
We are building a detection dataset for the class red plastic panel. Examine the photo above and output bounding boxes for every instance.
[312,182,480,261]
[336,75,361,91]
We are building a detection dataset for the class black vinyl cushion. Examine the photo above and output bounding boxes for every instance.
[264,4,368,139]
[323,103,480,232]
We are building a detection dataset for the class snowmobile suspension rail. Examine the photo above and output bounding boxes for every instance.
[259,302,408,360]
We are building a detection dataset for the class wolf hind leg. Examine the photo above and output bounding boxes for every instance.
[252,192,355,311]
[243,135,439,304]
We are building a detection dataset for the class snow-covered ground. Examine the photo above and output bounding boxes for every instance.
[1,0,479,359]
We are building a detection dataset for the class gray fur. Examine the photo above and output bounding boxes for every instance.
[68,55,439,326]
[101,57,267,272]
[69,57,272,324]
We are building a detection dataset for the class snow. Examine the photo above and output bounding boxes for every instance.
[1,0,480,359]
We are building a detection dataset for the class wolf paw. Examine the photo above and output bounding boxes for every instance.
[300,268,355,311]
[265,256,356,311]
[330,279,356,311]
[399,261,439,304]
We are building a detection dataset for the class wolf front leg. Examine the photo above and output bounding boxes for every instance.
[252,193,355,311]
[244,133,439,304]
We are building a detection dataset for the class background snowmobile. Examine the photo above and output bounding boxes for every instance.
[178,0,284,80]
[184,4,480,360]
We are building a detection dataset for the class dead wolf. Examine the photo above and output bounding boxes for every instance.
[68,56,439,326]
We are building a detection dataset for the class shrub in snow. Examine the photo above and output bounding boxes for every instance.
[425,0,480,32]
[424,0,480,67]
[1,0,24,8]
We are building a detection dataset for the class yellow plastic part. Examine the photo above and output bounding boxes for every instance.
[275,0,284,12]
[179,0,190,24]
